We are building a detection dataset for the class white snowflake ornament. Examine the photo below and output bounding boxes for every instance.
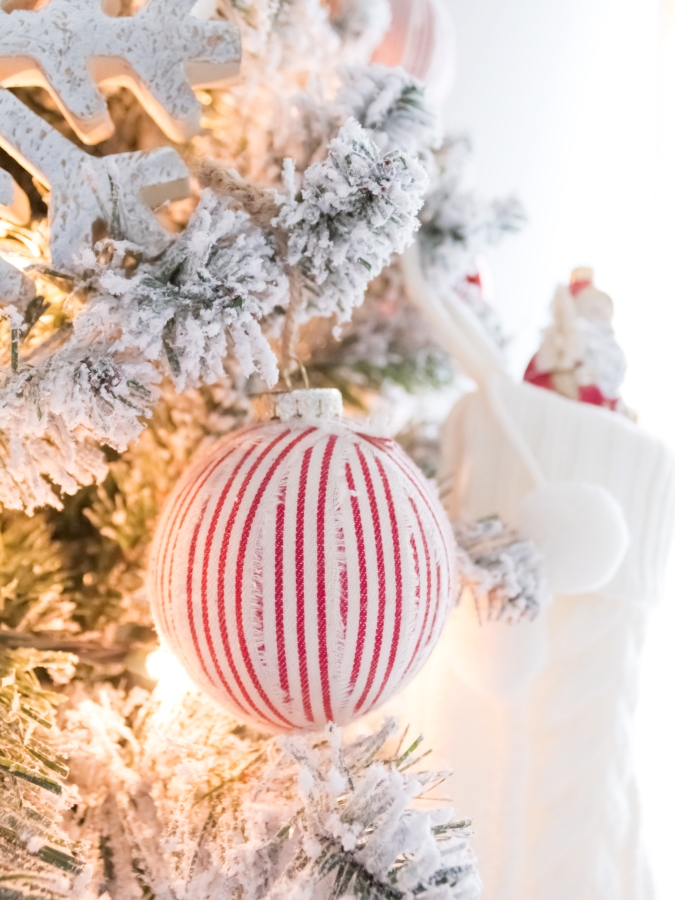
[0,0,241,144]
[0,89,191,267]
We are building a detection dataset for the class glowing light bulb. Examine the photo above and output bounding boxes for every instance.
[145,647,193,695]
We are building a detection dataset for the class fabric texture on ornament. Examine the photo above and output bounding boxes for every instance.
[149,419,456,732]
[378,378,675,900]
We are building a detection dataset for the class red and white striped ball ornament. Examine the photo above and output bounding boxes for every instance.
[370,0,456,104]
[148,389,457,732]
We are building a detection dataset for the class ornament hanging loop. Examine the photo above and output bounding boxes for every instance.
[281,355,309,391]
[281,265,303,388]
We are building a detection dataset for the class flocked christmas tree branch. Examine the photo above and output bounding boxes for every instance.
[64,688,481,900]
[0,648,86,900]
[0,117,427,513]
[0,2,531,895]
[0,654,482,900]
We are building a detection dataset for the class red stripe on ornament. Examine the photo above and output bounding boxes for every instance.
[357,435,456,653]
[391,442,452,555]
[358,434,452,577]
[211,430,296,725]
[338,526,348,631]
[354,445,387,713]
[185,500,215,689]
[275,483,289,699]
[160,430,254,610]
[316,434,338,722]
[404,511,422,675]
[235,429,317,728]
[155,474,194,644]
[296,444,314,723]
[370,456,403,707]
[198,441,261,712]
[162,438,246,655]
[345,461,369,690]
[428,562,443,648]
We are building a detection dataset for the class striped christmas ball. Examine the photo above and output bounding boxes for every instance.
[148,398,456,732]
[370,0,456,104]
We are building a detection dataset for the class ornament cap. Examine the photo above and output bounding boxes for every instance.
[252,389,343,422]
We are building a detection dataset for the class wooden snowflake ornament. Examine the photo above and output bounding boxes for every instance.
[0,0,241,144]
[0,89,191,267]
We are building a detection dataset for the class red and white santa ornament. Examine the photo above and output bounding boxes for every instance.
[524,267,631,415]
[148,389,456,732]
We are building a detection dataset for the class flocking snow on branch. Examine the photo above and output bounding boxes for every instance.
[0,116,428,512]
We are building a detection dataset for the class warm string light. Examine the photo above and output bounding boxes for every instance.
[0,216,49,267]
[145,647,194,698]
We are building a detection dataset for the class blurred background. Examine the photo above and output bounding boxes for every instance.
[440,1,675,896]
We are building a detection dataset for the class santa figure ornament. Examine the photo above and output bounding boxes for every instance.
[524,266,631,416]
[148,389,456,732]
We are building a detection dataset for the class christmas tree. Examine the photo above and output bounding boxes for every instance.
[0,2,541,897]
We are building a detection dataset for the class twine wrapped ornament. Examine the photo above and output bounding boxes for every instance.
[148,389,456,732]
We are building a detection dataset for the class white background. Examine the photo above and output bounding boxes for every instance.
[442,1,675,896]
